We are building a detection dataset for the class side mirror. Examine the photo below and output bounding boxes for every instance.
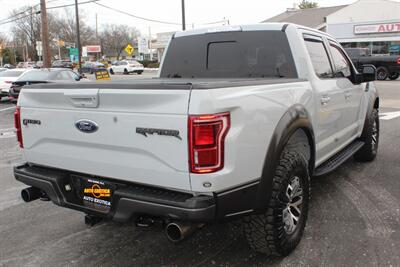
[361,64,376,83]
[354,64,376,84]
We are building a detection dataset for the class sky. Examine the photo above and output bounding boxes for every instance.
[0,0,378,38]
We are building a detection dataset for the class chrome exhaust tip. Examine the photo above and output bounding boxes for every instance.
[165,222,198,243]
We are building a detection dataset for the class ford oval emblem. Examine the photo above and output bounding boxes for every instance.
[75,119,98,133]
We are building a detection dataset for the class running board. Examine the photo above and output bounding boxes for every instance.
[313,141,364,177]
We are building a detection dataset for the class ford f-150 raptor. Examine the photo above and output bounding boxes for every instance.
[14,23,379,257]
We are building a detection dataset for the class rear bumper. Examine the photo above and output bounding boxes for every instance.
[14,164,216,222]
[14,164,261,223]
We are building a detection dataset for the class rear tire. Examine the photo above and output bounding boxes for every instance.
[376,67,388,80]
[354,109,379,162]
[137,71,143,75]
[388,72,399,80]
[243,151,310,257]
[123,69,129,75]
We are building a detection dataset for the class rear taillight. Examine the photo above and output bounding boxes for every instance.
[189,112,230,173]
[397,57,400,65]
[14,106,23,148]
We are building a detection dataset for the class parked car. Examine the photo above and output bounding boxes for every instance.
[3,64,15,69]
[81,62,106,74]
[33,61,43,69]
[9,68,82,100]
[52,60,74,69]
[14,23,379,258]
[16,62,36,69]
[108,59,144,75]
[0,69,29,100]
[344,47,400,80]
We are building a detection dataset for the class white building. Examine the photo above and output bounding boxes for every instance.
[264,0,400,55]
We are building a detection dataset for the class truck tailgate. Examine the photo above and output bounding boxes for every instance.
[18,87,192,191]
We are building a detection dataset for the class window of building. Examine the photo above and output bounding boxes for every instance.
[303,36,333,78]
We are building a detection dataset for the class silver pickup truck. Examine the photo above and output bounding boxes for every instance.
[14,23,378,257]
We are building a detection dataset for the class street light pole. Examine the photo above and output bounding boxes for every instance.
[74,0,82,73]
[181,0,186,31]
[40,0,51,68]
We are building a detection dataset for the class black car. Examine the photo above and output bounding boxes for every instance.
[344,48,400,80]
[9,68,82,100]
[81,62,106,74]
[51,60,74,69]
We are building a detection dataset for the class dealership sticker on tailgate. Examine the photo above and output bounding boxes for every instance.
[83,179,112,208]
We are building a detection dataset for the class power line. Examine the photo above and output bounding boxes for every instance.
[47,0,99,10]
[94,2,228,27]
[94,2,182,26]
[0,0,98,26]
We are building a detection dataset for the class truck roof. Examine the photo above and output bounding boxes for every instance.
[174,23,335,39]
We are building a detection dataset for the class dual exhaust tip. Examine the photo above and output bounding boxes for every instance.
[165,222,202,243]
[21,187,44,202]
[22,187,200,242]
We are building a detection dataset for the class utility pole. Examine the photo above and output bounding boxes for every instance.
[95,13,98,40]
[74,0,82,73]
[148,27,152,61]
[181,0,186,31]
[40,0,51,68]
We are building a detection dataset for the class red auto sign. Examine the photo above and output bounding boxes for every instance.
[354,22,400,34]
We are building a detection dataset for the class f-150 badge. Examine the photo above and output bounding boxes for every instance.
[136,127,182,140]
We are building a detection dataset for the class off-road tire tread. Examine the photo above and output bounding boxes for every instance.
[354,109,379,162]
[243,151,310,257]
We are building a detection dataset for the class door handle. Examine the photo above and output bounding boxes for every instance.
[321,95,331,106]
[345,91,352,99]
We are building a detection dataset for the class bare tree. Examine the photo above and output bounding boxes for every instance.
[100,24,140,59]
[50,10,96,47]
[298,0,319,9]
[9,6,49,61]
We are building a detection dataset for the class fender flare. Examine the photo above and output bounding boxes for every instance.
[359,83,379,139]
[253,104,315,212]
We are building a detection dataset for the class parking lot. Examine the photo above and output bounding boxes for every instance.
[0,75,399,267]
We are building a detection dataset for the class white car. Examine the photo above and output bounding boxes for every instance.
[0,69,29,100]
[108,59,144,75]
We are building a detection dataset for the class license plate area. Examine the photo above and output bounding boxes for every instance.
[71,175,116,212]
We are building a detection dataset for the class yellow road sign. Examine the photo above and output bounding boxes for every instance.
[124,44,134,55]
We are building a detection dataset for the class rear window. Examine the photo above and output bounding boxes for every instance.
[160,31,297,78]
[0,71,25,77]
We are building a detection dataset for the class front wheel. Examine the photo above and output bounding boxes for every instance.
[243,151,310,257]
[123,69,129,75]
[354,109,379,162]
[388,72,399,80]
[376,67,388,80]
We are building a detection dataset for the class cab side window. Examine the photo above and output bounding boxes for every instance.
[329,43,352,78]
[303,35,333,79]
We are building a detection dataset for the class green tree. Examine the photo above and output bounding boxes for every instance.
[298,0,319,9]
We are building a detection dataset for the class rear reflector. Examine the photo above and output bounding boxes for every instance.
[397,57,400,65]
[189,112,230,173]
[14,106,23,148]
[5,81,12,84]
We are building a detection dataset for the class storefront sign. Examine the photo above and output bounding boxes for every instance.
[354,22,400,34]
[85,45,101,53]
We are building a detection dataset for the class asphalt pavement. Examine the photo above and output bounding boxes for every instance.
[0,76,400,267]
